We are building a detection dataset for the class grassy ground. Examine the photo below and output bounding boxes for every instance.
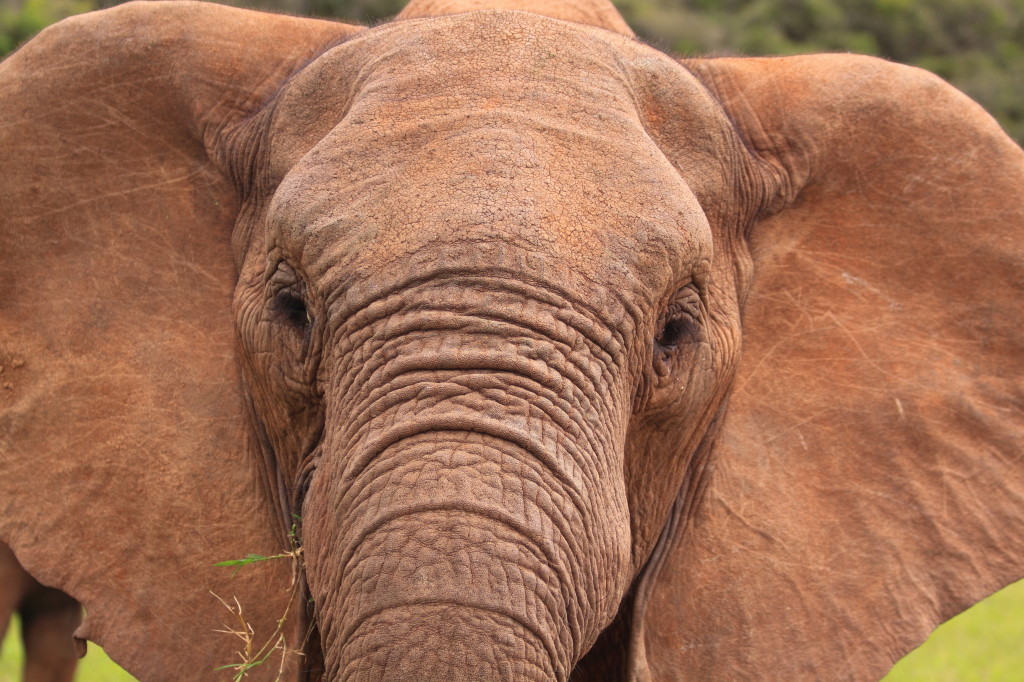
[884,578,1024,681]
[1,579,1023,680]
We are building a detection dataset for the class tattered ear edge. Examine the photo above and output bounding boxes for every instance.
[625,54,1024,680]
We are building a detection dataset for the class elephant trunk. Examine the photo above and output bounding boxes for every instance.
[307,436,584,680]
[300,286,633,680]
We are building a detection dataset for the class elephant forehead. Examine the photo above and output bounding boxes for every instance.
[271,117,708,296]
[267,11,712,294]
[265,9,673,175]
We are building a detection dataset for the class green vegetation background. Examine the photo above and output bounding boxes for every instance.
[2,0,1023,679]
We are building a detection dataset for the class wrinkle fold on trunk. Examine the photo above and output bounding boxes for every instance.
[300,297,635,681]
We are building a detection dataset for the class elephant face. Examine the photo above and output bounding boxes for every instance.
[232,14,743,675]
[2,1,1023,681]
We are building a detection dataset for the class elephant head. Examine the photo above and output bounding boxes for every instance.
[1,0,1022,680]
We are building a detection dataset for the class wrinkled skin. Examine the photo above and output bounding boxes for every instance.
[1,1,1022,680]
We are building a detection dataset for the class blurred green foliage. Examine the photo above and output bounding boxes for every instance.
[1,0,1022,140]
[0,0,92,54]
[613,0,1024,142]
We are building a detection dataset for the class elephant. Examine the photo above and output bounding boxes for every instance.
[1,0,1022,679]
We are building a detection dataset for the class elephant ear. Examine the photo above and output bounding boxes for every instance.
[641,56,1024,679]
[0,3,359,679]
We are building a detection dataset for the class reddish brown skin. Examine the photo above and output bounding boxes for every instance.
[1,1,1022,680]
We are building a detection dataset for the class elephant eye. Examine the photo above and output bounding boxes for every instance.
[275,290,311,329]
[656,316,695,350]
[653,285,704,372]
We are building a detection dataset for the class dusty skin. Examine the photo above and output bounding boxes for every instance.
[1,0,1022,680]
